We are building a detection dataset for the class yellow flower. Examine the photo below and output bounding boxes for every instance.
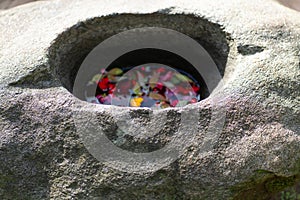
[130,97,144,107]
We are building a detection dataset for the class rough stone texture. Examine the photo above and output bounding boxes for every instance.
[0,0,299,199]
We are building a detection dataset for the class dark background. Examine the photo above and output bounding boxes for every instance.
[0,0,39,9]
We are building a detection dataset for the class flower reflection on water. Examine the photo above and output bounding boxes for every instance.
[85,65,201,109]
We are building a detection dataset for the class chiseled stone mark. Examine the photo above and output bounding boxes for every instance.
[237,44,265,56]
[8,65,59,89]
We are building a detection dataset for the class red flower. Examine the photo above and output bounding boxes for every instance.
[190,98,198,103]
[98,77,109,90]
[156,82,164,90]
[176,85,190,95]
[131,80,137,85]
[108,83,116,94]
[156,67,166,73]
[192,84,200,93]
[170,99,179,107]
[97,95,111,104]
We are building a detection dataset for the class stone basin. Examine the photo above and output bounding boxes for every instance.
[0,0,299,199]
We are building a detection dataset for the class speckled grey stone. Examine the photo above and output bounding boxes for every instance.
[0,0,299,199]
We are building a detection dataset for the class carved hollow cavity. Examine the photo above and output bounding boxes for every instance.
[48,13,232,108]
